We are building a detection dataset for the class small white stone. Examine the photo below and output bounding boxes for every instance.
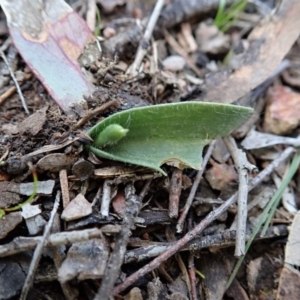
[162,55,186,72]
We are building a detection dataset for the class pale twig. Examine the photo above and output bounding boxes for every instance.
[20,191,60,299]
[224,136,257,257]
[112,147,294,295]
[94,184,142,300]
[101,179,112,217]
[127,0,165,76]
[177,140,216,232]
[0,48,29,114]
[0,228,115,258]
[124,225,288,264]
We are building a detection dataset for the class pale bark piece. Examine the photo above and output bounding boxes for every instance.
[58,238,109,283]
[124,287,143,300]
[277,264,300,300]
[19,180,55,196]
[0,211,22,239]
[200,0,300,104]
[285,211,300,266]
[98,0,126,13]
[18,106,48,135]
[61,193,92,221]
[0,0,95,113]
[195,22,229,54]
[37,153,76,172]
[263,86,300,135]
[241,129,300,150]
[21,203,47,235]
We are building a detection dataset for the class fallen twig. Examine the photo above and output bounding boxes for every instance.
[20,191,60,299]
[177,140,216,232]
[127,0,165,76]
[125,225,288,264]
[113,146,294,295]
[223,136,257,256]
[72,99,119,130]
[0,227,115,258]
[101,179,112,217]
[94,184,142,300]
[169,168,183,218]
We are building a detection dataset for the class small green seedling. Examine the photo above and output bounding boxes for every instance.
[0,166,38,218]
[87,102,253,175]
[93,124,129,148]
[214,0,248,32]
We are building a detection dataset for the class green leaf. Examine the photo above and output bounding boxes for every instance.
[87,102,253,175]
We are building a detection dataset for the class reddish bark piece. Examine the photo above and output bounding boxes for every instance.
[112,190,126,217]
[61,193,92,221]
[0,0,95,114]
[263,86,300,135]
[205,160,238,191]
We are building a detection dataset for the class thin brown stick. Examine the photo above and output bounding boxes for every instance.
[94,184,142,300]
[188,254,198,300]
[113,147,294,295]
[169,168,183,218]
[72,99,119,130]
[177,140,216,232]
[0,86,16,105]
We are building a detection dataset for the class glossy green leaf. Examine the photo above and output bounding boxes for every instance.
[87,102,253,175]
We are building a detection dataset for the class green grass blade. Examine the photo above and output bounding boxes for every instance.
[261,152,300,236]
[214,0,227,27]
[226,152,300,289]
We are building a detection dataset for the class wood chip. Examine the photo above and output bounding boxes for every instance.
[0,212,22,239]
[18,106,48,135]
[37,153,76,172]
[61,193,92,221]
[58,238,109,283]
[263,85,300,135]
